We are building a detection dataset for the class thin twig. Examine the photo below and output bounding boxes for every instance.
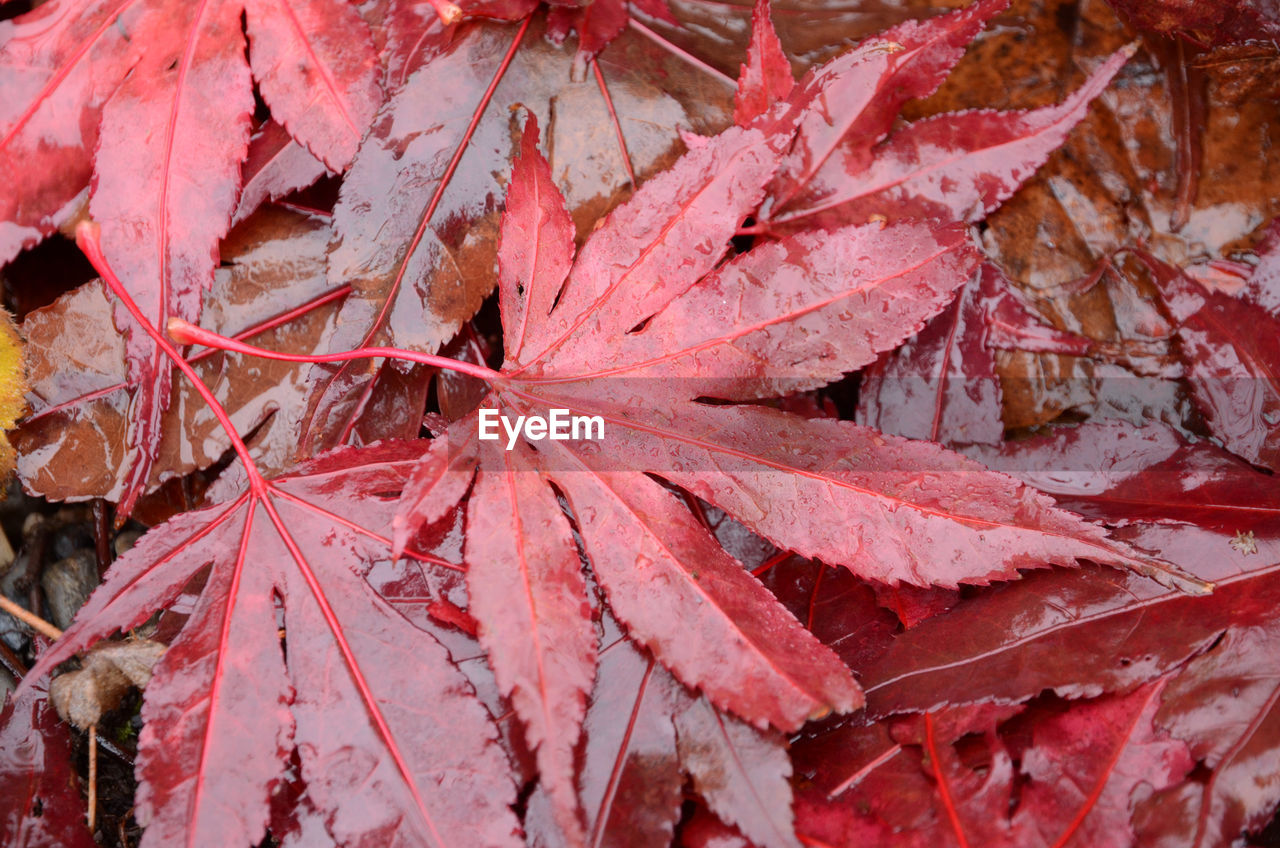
[0,594,63,641]
[87,723,98,832]
[0,639,27,680]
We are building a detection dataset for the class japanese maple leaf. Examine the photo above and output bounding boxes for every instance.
[861,423,1279,717]
[0,684,96,848]
[1132,249,1280,472]
[294,0,1126,461]
[177,97,1202,847]
[0,0,383,515]
[856,262,1095,447]
[410,96,1200,842]
[296,11,730,458]
[792,686,1192,848]
[21,224,523,848]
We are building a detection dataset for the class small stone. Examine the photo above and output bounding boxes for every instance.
[42,550,98,631]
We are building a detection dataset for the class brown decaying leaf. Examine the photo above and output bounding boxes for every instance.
[946,0,1280,434]
[49,638,165,730]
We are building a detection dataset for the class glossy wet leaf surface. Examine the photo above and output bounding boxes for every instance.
[3,0,1280,845]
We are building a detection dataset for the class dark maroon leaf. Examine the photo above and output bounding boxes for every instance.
[0,683,95,848]
[756,556,899,673]
[862,526,1279,717]
[1105,0,1280,44]
[965,420,1280,535]
[1007,683,1193,848]
[857,261,1099,447]
[794,687,1190,848]
[1137,621,1280,847]
[1141,251,1280,472]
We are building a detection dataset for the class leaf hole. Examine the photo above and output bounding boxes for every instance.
[952,732,992,774]
[731,218,757,253]
[627,313,656,334]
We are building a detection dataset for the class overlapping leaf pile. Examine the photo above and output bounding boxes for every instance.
[1,0,1278,845]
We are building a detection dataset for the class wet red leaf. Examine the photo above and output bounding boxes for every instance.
[1137,621,1280,847]
[570,633,684,848]
[862,526,1278,718]
[762,42,1134,231]
[966,420,1280,535]
[466,441,597,846]
[1,0,384,517]
[10,0,1276,843]
[18,226,523,847]
[855,262,1092,448]
[0,684,95,848]
[22,438,523,848]
[733,0,794,127]
[793,685,1191,848]
[1105,0,1280,44]
[1137,250,1280,472]
[674,694,797,848]
[300,15,733,456]
[373,16,1207,741]
[389,72,1203,731]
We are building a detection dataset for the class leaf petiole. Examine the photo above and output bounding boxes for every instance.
[166,316,504,384]
[76,221,265,485]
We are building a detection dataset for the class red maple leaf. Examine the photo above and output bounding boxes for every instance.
[22,225,523,847]
[163,60,1202,848]
[0,0,384,516]
[793,685,1192,848]
[6,4,1221,844]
